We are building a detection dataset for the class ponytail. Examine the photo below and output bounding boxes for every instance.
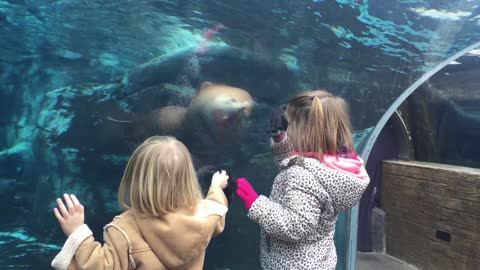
[309,96,326,156]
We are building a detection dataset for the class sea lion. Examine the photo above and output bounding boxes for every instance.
[109,81,253,168]
[126,82,253,139]
[181,82,253,143]
[119,82,253,198]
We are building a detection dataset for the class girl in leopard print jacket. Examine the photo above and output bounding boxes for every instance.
[236,90,370,270]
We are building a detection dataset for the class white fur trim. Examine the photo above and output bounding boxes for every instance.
[51,224,93,270]
[196,199,228,218]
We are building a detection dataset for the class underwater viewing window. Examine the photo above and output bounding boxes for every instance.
[357,40,480,254]
[0,1,479,269]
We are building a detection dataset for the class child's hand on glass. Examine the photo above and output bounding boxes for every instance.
[53,194,85,237]
[211,170,229,189]
[270,104,288,141]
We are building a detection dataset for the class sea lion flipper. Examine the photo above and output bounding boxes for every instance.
[106,116,134,123]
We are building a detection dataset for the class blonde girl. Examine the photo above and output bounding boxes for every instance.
[51,136,229,270]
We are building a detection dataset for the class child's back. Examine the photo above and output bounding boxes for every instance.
[248,138,368,270]
[51,136,229,270]
[237,90,370,270]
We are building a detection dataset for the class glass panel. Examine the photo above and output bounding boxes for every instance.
[0,1,478,269]
[399,46,480,169]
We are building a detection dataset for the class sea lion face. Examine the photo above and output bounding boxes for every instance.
[188,84,253,141]
[210,95,252,137]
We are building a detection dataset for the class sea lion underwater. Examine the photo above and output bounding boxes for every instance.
[109,82,254,198]
[122,82,253,143]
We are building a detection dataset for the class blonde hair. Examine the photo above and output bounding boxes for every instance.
[118,136,202,216]
[286,90,354,159]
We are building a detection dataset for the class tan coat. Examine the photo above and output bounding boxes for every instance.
[51,185,228,270]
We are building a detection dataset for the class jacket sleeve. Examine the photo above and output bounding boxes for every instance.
[271,135,292,168]
[174,185,228,268]
[51,224,131,270]
[330,171,370,213]
[248,167,329,242]
[205,184,229,237]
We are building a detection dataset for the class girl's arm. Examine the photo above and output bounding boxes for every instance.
[52,225,131,270]
[202,170,229,237]
[269,104,291,168]
[247,167,327,242]
[167,183,228,269]
[51,194,131,270]
[271,133,292,168]
[205,184,228,236]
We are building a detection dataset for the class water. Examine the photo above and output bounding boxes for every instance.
[0,0,479,269]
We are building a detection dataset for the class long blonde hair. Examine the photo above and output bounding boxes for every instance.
[286,90,354,159]
[118,136,202,216]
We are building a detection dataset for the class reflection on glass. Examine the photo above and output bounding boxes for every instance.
[400,47,480,169]
[0,1,479,269]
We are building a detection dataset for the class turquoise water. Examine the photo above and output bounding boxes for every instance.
[1,0,479,269]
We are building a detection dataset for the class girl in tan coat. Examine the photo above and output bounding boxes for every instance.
[51,136,229,270]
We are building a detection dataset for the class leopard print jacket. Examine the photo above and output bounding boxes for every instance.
[248,137,370,270]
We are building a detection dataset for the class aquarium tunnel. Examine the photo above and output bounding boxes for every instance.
[0,1,479,269]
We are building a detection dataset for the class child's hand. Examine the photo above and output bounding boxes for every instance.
[53,194,85,237]
[211,170,229,189]
[269,104,288,137]
[236,178,259,210]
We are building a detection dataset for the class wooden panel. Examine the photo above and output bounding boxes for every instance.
[383,173,480,202]
[381,160,480,270]
[383,197,480,243]
[383,161,480,185]
[382,176,480,230]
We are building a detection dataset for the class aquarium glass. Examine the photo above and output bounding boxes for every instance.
[0,0,479,269]
[399,45,480,169]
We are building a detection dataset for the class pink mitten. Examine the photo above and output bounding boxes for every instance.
[236,178,259,209]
